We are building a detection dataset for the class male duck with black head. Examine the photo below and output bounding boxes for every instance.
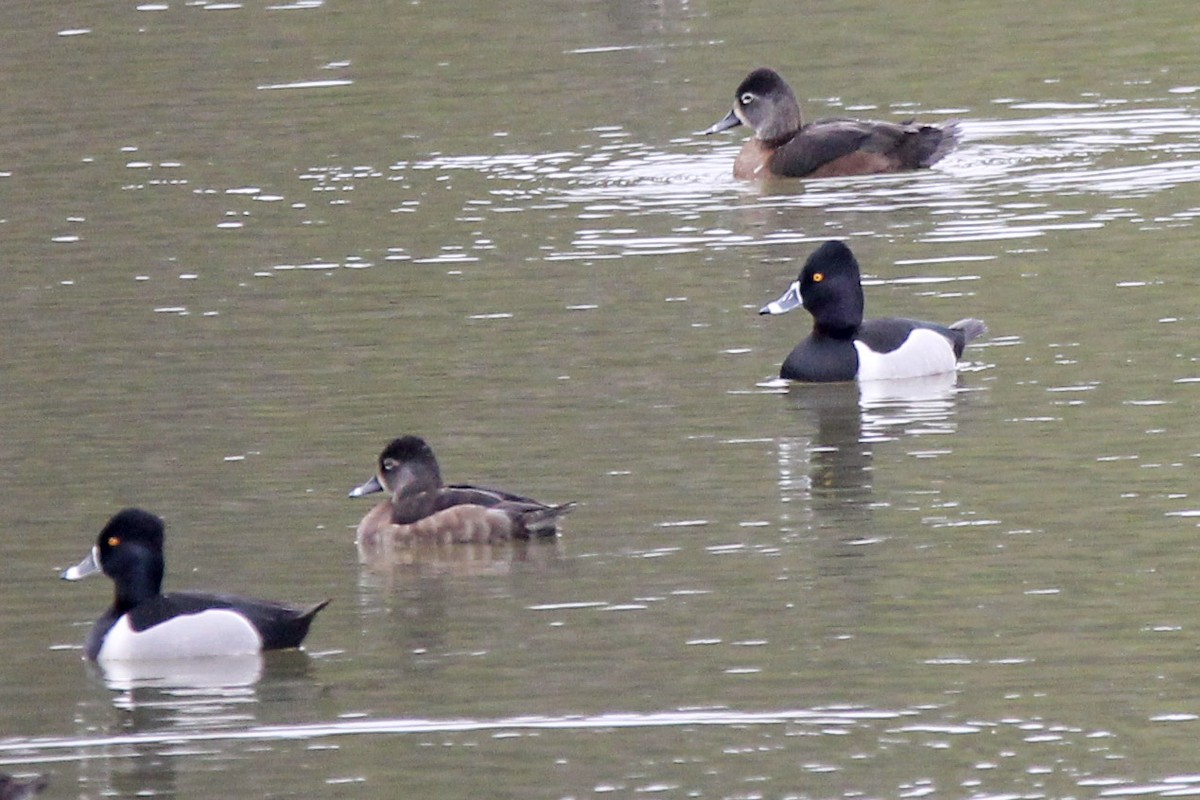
[62,508,328,661]
[705,67,960,180]
[349,435,574,545]
[761,241,986,382]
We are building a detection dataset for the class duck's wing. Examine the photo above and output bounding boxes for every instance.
[856,318,922,354]
[386,480,561,525]
[778,118,958,177]
[440,483,548,508]
[860,317,985,359]
[772,119,879,177]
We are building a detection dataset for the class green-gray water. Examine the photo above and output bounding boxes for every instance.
[4,1,1200,797]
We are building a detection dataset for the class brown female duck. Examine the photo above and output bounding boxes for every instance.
[704,67,960,180]
[349,436,574,545]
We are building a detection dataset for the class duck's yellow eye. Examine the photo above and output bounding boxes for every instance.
[812,272,824,283]
[107,536,120,547]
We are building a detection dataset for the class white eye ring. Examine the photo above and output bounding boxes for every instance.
[740,92,755,105]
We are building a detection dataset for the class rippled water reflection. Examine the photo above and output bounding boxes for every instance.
[287,101,1200,271]
[7,702,1200,798]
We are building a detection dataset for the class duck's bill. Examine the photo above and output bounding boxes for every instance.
[702,108,742,135]
[61,546,102,581]
[348,475,384,498]
[760,280,803,316]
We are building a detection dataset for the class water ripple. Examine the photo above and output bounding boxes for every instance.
[291,104,1200,258]
[0,706,905,754]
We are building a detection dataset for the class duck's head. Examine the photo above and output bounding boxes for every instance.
[349,435,443,499]
[760,240,865,333]
[61,508,166,608]
[704,68,803,143]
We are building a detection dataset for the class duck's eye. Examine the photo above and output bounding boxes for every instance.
[382,458,398,472]
[812,272,824,283]
[107,536,120,547]
[739,92,755,105]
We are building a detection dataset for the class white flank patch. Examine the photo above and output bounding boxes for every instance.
[855,329,957,381]
[98,609,262,661]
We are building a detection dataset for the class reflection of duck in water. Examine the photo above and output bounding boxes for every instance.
[772,373,968,623]
[355,537,565,580]
[91,652,265,691]
[760,241,986,382]
[0,774,47,800]
[777,374,963,518]
[71,651,314,754]
[779,382,872,512]
[857,372,960,441]
[349,436,574,548]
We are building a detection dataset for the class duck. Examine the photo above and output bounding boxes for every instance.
[349,436,574,545]
[0,774,47,800]
[703,67,960,180]
[759,240,986,382]
[61,508,329,661]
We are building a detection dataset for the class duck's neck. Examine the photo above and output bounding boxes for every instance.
[814,321,860,341]
[390,487,438,525]
[110,553,163,614]
[758,97,803,144]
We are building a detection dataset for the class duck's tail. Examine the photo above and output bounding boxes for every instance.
[950,317,987,342]
[916,119,962,168]
[299,598,333,621]
[259,598,331,651]
[948,318,987,358]
[290,599,332,641]
[520,501,577,539]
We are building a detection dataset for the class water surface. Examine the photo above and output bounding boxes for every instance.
[4,1,1200,797]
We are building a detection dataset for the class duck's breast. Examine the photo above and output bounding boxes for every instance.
[733,138,776,179]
